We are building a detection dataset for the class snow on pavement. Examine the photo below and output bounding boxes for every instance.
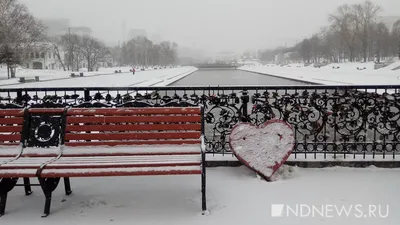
[383,60,400,71]
[132,67,198,87]
[2,67,197,88]
[0,67,135,86]
[2,166,399,225]
[240,62,400,86]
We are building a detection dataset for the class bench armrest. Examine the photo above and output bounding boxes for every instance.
[201,135,206,153]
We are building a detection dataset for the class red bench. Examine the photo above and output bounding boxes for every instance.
[0,107,206,217]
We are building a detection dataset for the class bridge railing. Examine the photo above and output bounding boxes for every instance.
[1,85,399,160]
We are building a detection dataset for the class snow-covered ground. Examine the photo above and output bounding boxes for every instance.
[1,64,398,225]
[0,67,197,88]
[2,166,399,225]
[0,67,137,86]
[240,61,400,86]
[384,60,400,71]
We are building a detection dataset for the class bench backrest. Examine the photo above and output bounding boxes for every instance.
[65,107,203,147]
[0,109,25,146]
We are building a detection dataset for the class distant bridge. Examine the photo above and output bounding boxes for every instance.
[193,64,238,70]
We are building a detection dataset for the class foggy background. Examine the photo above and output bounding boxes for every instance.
[16,0,400,60]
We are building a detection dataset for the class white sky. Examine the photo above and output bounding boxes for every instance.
[19,0,400,53]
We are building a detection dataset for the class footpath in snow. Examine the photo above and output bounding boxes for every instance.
[240,62,400,86]
[0,67,197,88]
[1,166,399,225]
[0,67,136,86]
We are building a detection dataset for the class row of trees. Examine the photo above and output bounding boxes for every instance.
[1,0,179,77]
[52,33,180,72]
[260,1,400,64]
[111,37,178,67]
[51,33,109,72]
[51,33,179,72]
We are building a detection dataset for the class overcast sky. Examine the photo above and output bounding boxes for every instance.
[19,0,400,54]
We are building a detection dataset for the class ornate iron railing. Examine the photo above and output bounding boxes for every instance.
[1,85,399,159]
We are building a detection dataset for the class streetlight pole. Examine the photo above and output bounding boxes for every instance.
[68,27,72,71]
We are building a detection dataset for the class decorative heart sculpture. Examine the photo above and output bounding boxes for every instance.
[229,119,294,181]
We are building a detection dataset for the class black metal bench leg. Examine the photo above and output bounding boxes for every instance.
[0,193,7,217]
[201,174,206,212]
[0,178,18,217]
[23,178,33,196]
[43,192,52,217]
[64,178,72,195]
[201,153,207,213]
[38,177,60,218]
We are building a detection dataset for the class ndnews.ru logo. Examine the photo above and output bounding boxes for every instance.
[271,204,389,218]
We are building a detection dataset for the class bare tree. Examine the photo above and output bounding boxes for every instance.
[352,1,381,62]
[0,0,45,78]
[150,44,161,66]
[171,42,178,65]
[110,46,122,66]
[310,34,324,63]
[135,36,153,66]
[78,35,107,72]
[329,4,360,62]
[160,41,178,66]
[393,20,400,58]
[60,33,81,71]
[371,22,390,62]
[299,39,312,63]
[117,37,178,67]
[261,2,397,65]
[49,36,66,71]
[0,45,19,79]
[321,26,344,62]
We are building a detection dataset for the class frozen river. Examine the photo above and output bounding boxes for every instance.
[170,69,310,86]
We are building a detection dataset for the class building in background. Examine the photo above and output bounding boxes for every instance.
[178,47,206,65]
[69,26,92,36]
[24,42,112,70]
[24,42,66,70]
[212,51,240,63]
[242,50,259,60]
[128,29,147,39]
[98,54,114,68]
[378,16,400,30]
[42,19,92,37]
[42,19,69,37]
[274,52,284,63]
[150,34,162,44]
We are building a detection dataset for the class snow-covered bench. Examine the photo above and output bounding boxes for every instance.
[18,76,39,83]
[70,72,84,77]
[0,107,206,217]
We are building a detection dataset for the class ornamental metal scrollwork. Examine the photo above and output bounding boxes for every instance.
[1,86,399,156]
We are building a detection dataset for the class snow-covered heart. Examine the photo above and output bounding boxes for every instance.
[229,120,294,181]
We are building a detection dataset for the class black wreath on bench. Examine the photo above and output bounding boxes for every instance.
[28,115,62,147]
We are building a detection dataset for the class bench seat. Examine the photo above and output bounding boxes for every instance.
[11,145,201,157]
[40,166,202,177]
[0,169,38,178]
[0,157,16,164]
[1,145,202,176]
[0,166,201,178]
[0,146,22,157]
[2,154,201,169]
